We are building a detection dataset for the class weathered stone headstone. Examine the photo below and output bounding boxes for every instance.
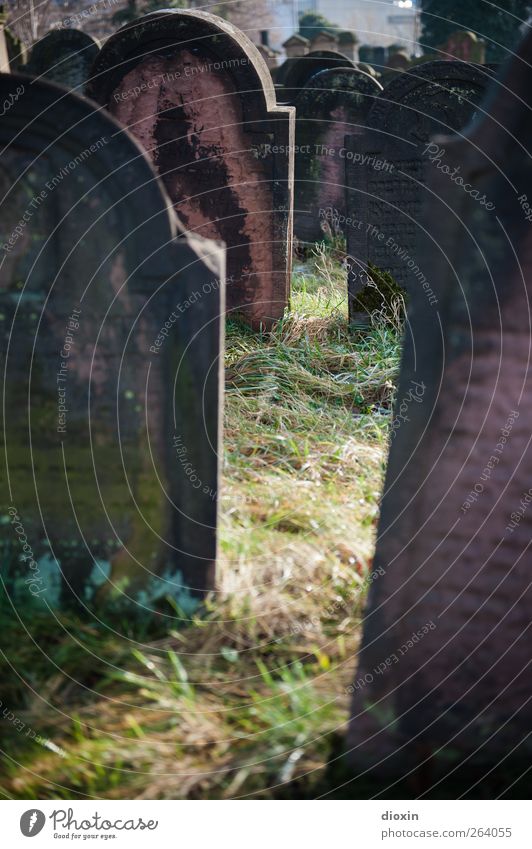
[26,28,99,90]
[278,50,355,102]
[87,9,293,329]
[0,73,224,615]
[293,67,382,243]
[345,61,494,320]
[359,45,386,70]
[440,30,486,64]
[384,48,411,73]
[282,33,309,60]
[0,12,9,73]
[338,31,359,63]
[347,33,532,792]
[309,30,339,53]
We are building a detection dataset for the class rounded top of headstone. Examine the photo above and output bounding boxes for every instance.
[281,49,355,96]
[0,72,182,266]
[87,9,278,117]
[368,60,495,141]
[338,31,359,45]
[299,65,382,97]
[294,66,382,117]
[28,28,100,69]
[26,28,100,90]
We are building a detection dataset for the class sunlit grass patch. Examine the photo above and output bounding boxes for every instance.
[0,251,402,800]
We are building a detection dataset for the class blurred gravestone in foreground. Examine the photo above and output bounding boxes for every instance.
[348,33,532,794]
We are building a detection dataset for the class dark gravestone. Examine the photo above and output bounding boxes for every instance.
[292,67,382,243]
[0,73,224,615]
[278,50,355,103]
[347,33,532,791]
[26,28,100,91]
[345,61,493,321]
[87,9,293,329]
[4,26,27,72]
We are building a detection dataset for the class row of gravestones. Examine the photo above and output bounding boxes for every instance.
[15,19,496,323]
[0,10,294,621]
[2,8,532,787]
[289,59,497,326]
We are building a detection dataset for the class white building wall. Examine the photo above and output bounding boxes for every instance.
[269,0,419,58]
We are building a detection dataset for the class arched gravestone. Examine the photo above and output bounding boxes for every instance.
[0,73,224,615]
[278,50,355,103]
[345,61,494,321]
[26,28,100,91]
[87,10,294,329]
[347,34,532,793]
[292,67,382,243]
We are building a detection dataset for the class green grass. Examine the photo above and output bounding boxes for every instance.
[0,248,402,800]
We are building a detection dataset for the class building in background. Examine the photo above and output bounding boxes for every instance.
[264,0,420,58]
[5,0,420,60]
[190,0,419,60]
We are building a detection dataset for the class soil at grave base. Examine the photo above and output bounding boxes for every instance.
[110,52,277,325]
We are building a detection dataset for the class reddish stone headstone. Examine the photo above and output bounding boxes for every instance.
[293,67,382,243]
[87,10,294,329]
[347,32,532,793]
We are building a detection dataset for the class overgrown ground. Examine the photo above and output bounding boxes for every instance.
[0,248,402,800]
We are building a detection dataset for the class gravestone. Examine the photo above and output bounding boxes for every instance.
[4,26,27,71]
[87,9,293,329]
[440,30,486,64]
[309,31,339,53]
[26,28,99,90]
[338,31,358,63]
[345,61,494,321]
[0,73,224,616]
[359,45,386,70]
[278,50,355,103]
[0,14,8,72]
[347,33,532,792]
[282,33,309,59]
[293,67,382,243]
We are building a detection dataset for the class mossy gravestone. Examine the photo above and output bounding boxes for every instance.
[292,67,382,244]
[26,28,100,91]
[347,34,532,793]
[0,74,224,617]
[345,61,493,321]
[87,9,293,329]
